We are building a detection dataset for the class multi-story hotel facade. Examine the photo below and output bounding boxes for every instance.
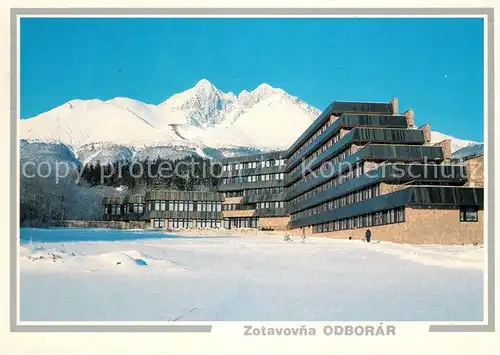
[103,97,484,244]
[218,151,288,230]
[283,99,483,245]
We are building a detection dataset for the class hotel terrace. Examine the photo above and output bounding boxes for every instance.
[103,98,484,244]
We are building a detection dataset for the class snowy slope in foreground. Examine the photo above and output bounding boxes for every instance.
[20,228,483,322]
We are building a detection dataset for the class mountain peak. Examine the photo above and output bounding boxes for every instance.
[255,82,274,90]
[253,83,282,94]
[193,78,217,91]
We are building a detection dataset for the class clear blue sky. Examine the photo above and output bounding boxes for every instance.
[21,17,484,141]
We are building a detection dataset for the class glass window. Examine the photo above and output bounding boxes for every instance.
[460,206,478,222]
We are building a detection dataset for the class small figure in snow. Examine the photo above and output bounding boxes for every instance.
[284,229,292,242]
[365,229,371,243]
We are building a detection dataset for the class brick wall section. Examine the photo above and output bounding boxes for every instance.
[403,109,415,128]
[464,156,484,187]
[350,144,361,155]
[223,197,243,204]
[290,208,483,245]
[390,97,399,114]
[339,128,350,138]
[258,216,290,230]
[288,226,313,238]
[363,161,382,173]
[379,182,411,195]
[420,124,432,144]
[222,210,255,218]
[434,139,451,162]
[330,115,340,124]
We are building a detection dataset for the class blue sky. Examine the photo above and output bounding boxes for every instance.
[21,17,484,141]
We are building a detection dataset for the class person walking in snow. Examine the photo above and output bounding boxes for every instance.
[365,229,371,243]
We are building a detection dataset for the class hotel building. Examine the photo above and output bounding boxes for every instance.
[284,99,483,245]
[102,97,484,244]
[218,151,288,230]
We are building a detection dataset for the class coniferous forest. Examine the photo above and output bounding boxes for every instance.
[20,155,221,226]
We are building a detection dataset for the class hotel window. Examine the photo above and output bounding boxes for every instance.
[154,201,160,211]
[460,206,478,222]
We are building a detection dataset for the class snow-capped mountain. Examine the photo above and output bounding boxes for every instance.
[157,79,238,128]
[451,143,484,161]
[430,131,480,153]
[20,79,481,164]
[20,79,319,163]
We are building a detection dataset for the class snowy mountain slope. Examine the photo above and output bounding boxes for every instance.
[20,99,188,149]
[75,143,135,165]
[20,140,79,165]
[20,79,318,162]
[158,80,319,150]
[158,79,238,128]
[430,131,480,153]
[452,143,484,161]
[134,145,205,162]
[192,92,319,150]
[20,78,481,163]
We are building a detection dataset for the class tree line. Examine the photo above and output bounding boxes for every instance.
[20,155,222,226]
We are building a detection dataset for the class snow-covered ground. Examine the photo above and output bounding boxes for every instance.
[20,228,484,322]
